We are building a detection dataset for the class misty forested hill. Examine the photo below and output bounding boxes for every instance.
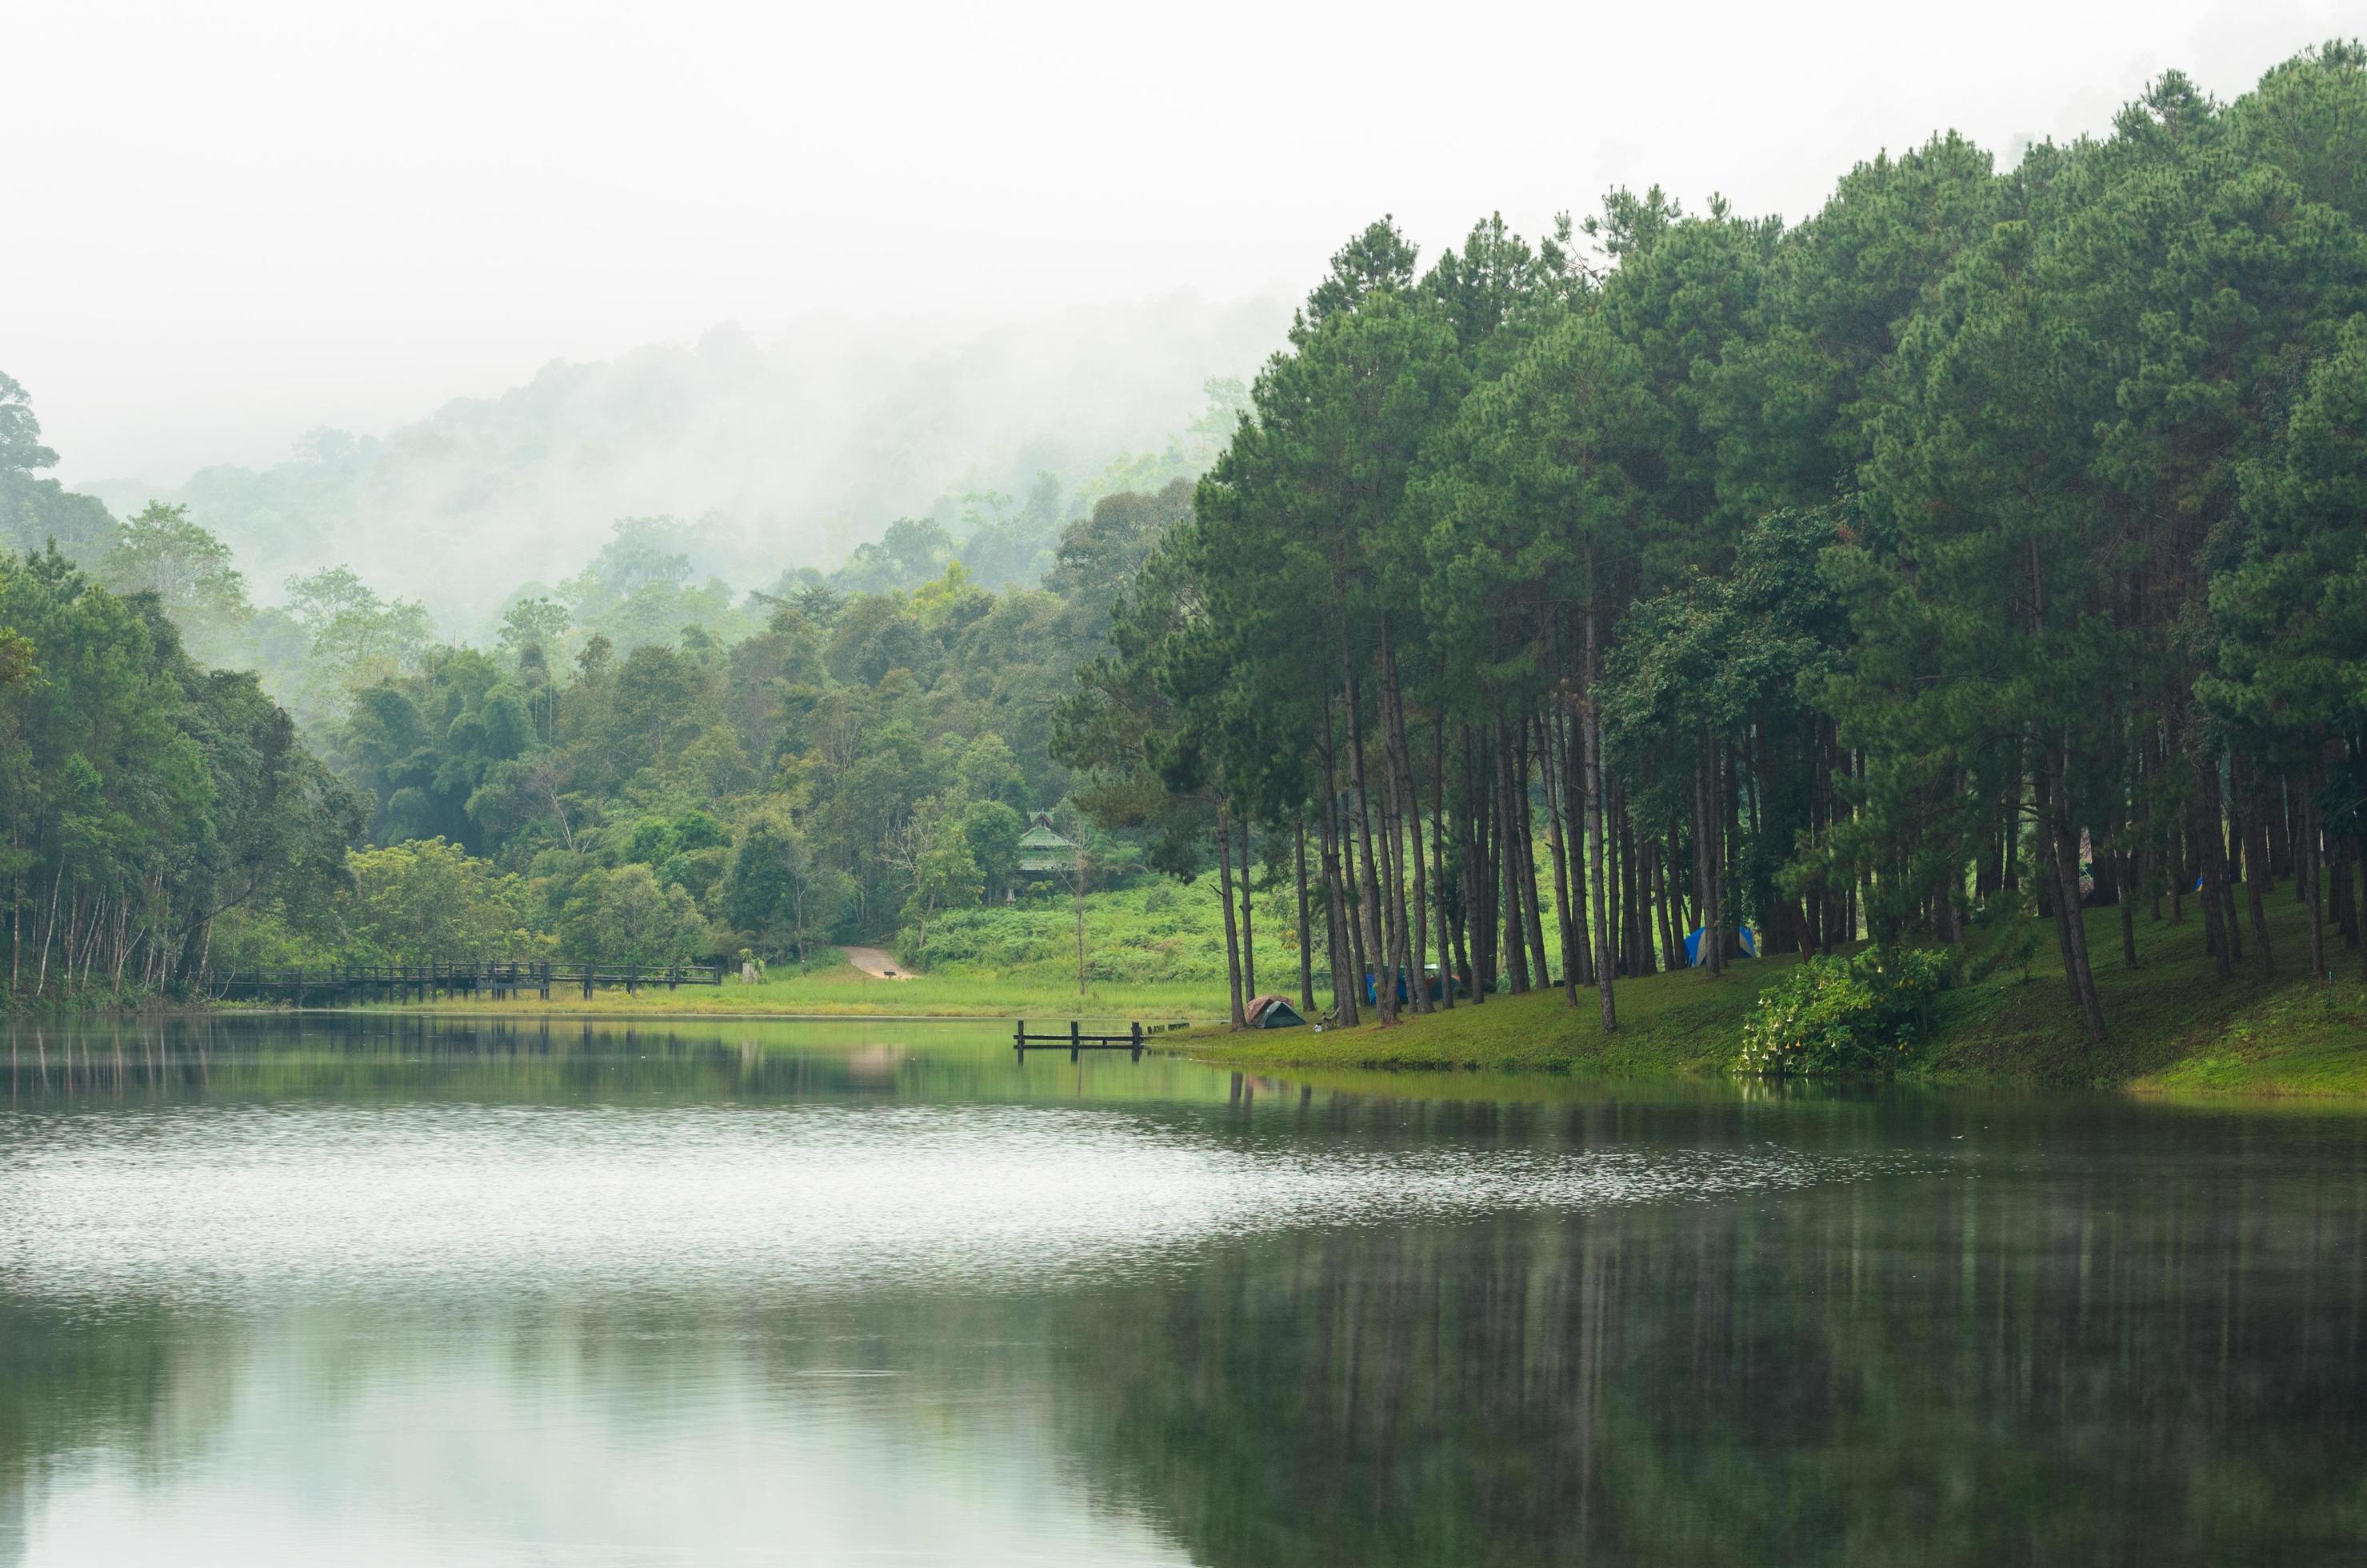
[96,291,1286,620]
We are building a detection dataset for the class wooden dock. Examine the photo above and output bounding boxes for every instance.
[1013,1020,1189,1061]
[209,961,724,1006]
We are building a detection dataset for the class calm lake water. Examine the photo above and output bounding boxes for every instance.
[0,1017,2360,1566]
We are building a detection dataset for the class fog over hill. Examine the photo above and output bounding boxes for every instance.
[91,290,1289,624]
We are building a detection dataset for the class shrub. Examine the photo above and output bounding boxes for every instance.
[1737,947,1951,1077]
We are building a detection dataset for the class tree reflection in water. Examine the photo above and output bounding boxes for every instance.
[0,1018,2357,1566]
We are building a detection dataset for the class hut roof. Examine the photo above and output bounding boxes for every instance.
[1017,811,1071,850]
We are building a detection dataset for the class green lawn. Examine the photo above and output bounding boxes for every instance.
[393,886,2367,1096]
[410,954,1217,1022]
[1190,958,1793,1077]
[1918,894,2367,1094]
[1190,894,2367,1098]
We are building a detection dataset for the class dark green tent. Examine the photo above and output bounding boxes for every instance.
[1245,994,1306,1029]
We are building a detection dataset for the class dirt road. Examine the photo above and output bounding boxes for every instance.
[841,946,916,980]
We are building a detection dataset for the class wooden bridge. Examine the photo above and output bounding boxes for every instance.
[209,961,725,1006]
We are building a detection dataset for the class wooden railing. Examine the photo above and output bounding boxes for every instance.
[1013,1020,1190,1060]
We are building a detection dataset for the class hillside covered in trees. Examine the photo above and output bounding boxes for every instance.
[1070,42,2367,1046]
[7,43,2367,1068]
[0,398,1197,996]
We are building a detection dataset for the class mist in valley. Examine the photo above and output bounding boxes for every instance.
[74,291,1285,631]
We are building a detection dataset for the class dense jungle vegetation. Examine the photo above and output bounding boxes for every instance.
[7,44,2367,1064]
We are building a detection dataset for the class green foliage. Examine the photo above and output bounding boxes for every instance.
[0,546,358,1002]
[0,371,115,564]
[557,862,709,967]
[901,882,1240,986]
[718,812,852,962]
[558,516,751,654]
[1737,948,1951,1077]
[100,502,252,663]
[338,838,547,963]
[498,595,570,659]
[280,565,433,722]
[959,799,1026,898]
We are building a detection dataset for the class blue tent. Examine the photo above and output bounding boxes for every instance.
[1683,926,1759,966]
[1365,966,1467,1004]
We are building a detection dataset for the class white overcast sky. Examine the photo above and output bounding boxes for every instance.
[10,0,2361,485]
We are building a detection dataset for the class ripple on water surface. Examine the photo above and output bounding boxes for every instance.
[0,1102,1886,1308]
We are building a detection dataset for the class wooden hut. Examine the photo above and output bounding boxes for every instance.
[1016,812,1072,879]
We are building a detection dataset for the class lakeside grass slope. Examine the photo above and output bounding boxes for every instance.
[397,882,1248,1021]
[390,881,2367,1096]
[410,953,1217,1022]
[1190,894,2367,1098]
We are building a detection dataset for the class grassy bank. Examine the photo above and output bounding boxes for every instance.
[405,954,1217,1022]
[412,878,1257,1022]
[1189,894,2367,1098]
[382,890,2367,1097]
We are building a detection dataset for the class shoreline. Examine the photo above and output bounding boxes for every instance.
[1180,901,2367,1102]
[16,899,2363,1100]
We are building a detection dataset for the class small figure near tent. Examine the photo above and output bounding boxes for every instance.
[1683,926,1759,967]
[1245,994,1308,1029]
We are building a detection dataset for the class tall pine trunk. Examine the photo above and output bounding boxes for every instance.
[1433,722,1457,1010]
[1538,708,1581,1007]
[2302,761,2325,982]
[1215,806,1245,1030]
[2193,755,2233,979]
[1237,818,1257,998]
[1317,702,1359,1026]
[1461,727,1487,1002]
[1342,670,1396,1024]
[1495,726,1529,994]
[1294,811,1316,1014]
[1561,709,1596,986]
[1583,604,1615,1029]
[1381,637,1430,1013]
[2237,757,2273,979]
[1515,728,1551,985]
[2044,737,2105,1043]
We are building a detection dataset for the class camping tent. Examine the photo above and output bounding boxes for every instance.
[1682,926,1760,967]
[1244,994,1307,1029]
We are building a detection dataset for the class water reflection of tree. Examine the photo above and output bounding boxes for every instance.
[2,1026,2361,1566]
[1039,1138,2367,1566]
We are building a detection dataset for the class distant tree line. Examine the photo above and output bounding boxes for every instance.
[0,548,357,1000]
[2,360,1205,998]
[1062,44,2367,1038]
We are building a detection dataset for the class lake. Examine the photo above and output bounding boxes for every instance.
[0,1015,2360,1566]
